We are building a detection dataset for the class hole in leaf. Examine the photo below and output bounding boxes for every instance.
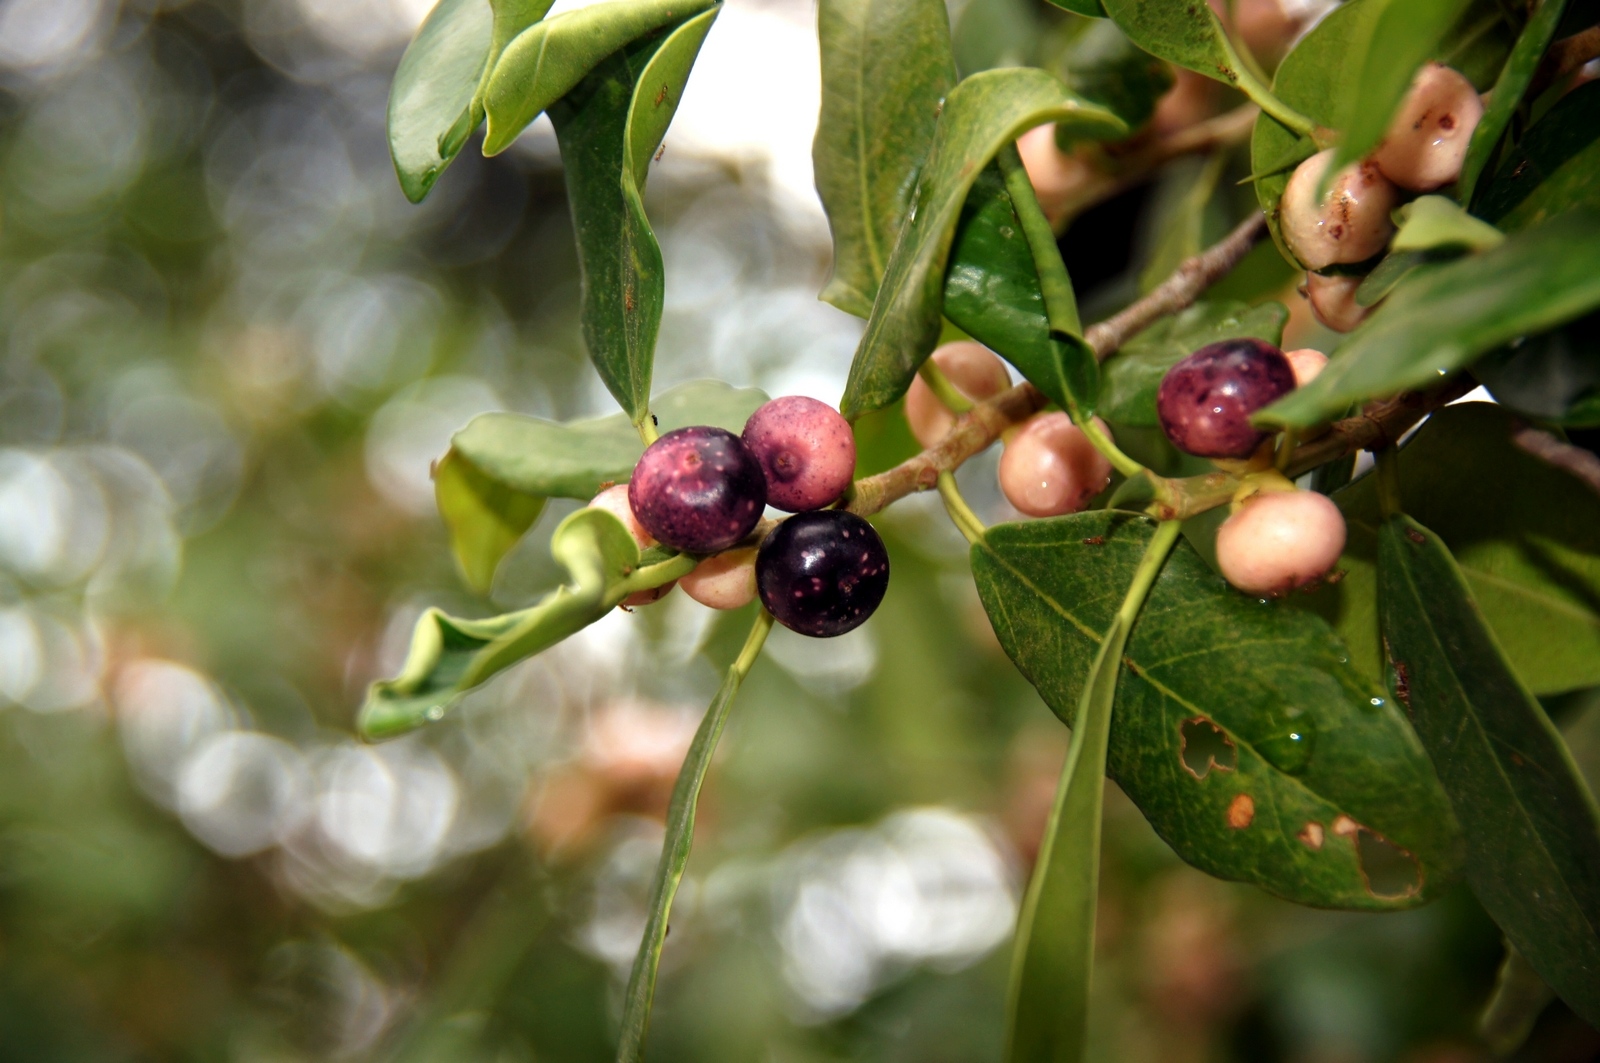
[1356,831,1422,900]
[1180,717,1237,779]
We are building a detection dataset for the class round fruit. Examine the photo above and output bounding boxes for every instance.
[1304,271,1371,334]
[1216,489,1346,596]
[741,396,856,512]
[1372,64,1484,192]
[1018,123,1097,225]
[680,547,758,610]
[1155,339,1297,459]
[589,484,675,606]
[904,341,1012,449]
[998,412,1114,517]
[628,427,766,554]
[756,511,889,637]
[1280,149,1401,270]
[1284,347,1329,388]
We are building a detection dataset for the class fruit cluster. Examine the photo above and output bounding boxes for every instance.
[1280,64,1484,332]
[588,396,889,637]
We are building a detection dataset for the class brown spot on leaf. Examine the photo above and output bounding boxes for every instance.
[1227,793,1254,829]
[1407,528,1426,544]
[1180,717,1237,779]
[1511,752,1525,766]
[1298,822,1324,849]
[1332,814,1359,838]
[1082,536,1106,546]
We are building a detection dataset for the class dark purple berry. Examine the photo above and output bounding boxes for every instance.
[629,427,766,554]
[756,511,889,638]
[742,396,857,512]
[1155,339,1296,459]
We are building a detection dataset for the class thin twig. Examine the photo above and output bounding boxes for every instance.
[1513,425,1600,499]
[846,215,1268,518]
[1529,25,1600,101]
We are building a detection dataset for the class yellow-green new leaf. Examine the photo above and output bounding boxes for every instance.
[434,449,546,594]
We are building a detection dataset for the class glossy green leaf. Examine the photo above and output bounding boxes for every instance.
[943,165,1052,375]
[1389,195,1505,253]
[1005,520,1179,1063]
[1378,512,1600,1028]
[387,0,495,204]
[973,511,1462,910]
[1459,0,1571,202]
[1325,0,1476,176]
[1099,0,1237,83]
[814,0,956,317]
[1475,81,1600,231]
[358,509,695,740]
[839,68,1122,420]
[546,11,719,423]
[1475,311,1600,426]
[616,611,772,1063]
[1056,17,1174,130]
[448,380,768,501]
[1258,209,1600,428]
[1296,403,1600,697]
[480,0,714,156]
[434,449,546,594]
[1099,301,1287,427]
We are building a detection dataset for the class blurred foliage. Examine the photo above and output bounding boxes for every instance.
[0,0,1595,1061]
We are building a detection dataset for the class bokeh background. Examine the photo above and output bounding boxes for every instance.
[1,0,1599,1060]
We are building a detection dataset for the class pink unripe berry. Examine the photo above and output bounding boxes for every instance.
[904,342,1012,449]
[1280,149,1400,270]
[1216,489,1346,597]
[589,484,675,606]
[1371,64,1484,192]
[1018,124,1098,225]
[1304,272,1372,334]
[741,396,856,512]
[680,547,758,610]
[1284,347,1329,387]
[998,413,1114,517]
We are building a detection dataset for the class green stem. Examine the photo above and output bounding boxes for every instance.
[1078,415,1145,481]
[937,471,985,545]
[637,415,660,446]
[616,609,774,1063]
[1226,43,1316,138]
[1376,446,1403,518]
[1004,519,1180,1063]
[613,552,698,601]
[919,359,974,413]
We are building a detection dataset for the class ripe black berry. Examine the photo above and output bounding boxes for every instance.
[628,427,766,553]
[1156,339,1296,459]
[742,396,856,512]
[756,511,889,637]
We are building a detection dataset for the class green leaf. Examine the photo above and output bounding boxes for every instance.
[973,511,1462,910]
[434,449,546,594]
[1475,81,1600,231]
[358,509,695,740]
[387,0,495,204]
[545,11,720,423]
[1258,208,1600,428]
[1475,311,1600,426]
[448,380,768,501]
[1378,512,1600,1029]
[1353,248,1436,307]
[615,610,773,1063]
[480,0,715,156]
[1296,402,1600,697]
[943,165,1053,376]
[1005,520,1179,1063]
[814,0,956,317]
[839,68,1122,420]
[1099,301,1287,427]
[1389,194,1506,253]
[1099,0,1237,83]
[1458,0,1572,202]
[1055,17,1174,131]
[1045,0,1106,16]
[1324,0,1476,176]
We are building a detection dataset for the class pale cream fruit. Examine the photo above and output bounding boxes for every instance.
[1280,149,1401,270]
[1284,347,1329,387]
[998,413,1114,517]
[1303,271,1372,333]
[680,547,758,610]
[589,484,675,605]
[1216,489,1346,596]
[1017,124,1097,226]
[904,341,1013,449]
[1372,64,1484,192]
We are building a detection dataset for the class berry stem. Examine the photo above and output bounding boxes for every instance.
[1226,44,1317,139]
[637,415,660,446]
[1078,415,1144,480]
[613,553,699,600]
[937,471,985,545]
[919,359,974,413]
